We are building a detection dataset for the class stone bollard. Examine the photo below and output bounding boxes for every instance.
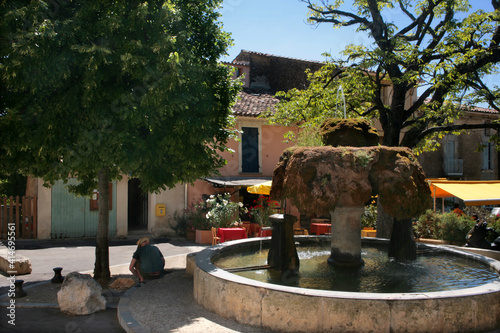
[51,267,64,283]
[267,214,300,274]
[14,280,27,298]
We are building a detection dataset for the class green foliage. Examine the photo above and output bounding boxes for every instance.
[179,200,209,231]
[0,173,26,197]
[249,196,280,226]
[361,198,377,229]
[464,205,491,222]
[414,209,442,239]
[206,193,248,228]
[415,210,476,244]
[172,211,190,237]
[294,125,324,147]
[487,215,500,230]
[0,0,239,284]
[273,1,500,150]
[486,214,500,242]
[0,0,240,195]
[438,213,475,245]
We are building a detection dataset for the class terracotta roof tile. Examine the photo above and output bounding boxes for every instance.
[238,50,324,66]
[463,105,498,114]
[424,98,498,115]
[232,89,279,117]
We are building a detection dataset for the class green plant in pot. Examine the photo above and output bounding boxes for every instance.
[250,196,280,227]
[186,200,210,230]
[206,193,248,228]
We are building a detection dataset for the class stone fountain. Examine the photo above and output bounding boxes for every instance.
[193,119,500,332]
[270,118,430,269]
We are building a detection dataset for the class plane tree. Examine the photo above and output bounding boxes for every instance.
[0,0,240,285]
[267,0,500,260]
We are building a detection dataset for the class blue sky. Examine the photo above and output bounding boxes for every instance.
[219,1,496,66]
[219,0,353,62]
[218,0,498,103]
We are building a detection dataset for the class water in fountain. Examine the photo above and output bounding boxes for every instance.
[214,240,499,293]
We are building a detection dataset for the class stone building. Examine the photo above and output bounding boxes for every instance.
[417,105,498,180]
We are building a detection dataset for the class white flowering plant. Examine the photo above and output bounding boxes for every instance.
[206,193,248,228]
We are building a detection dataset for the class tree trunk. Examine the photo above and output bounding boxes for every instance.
[93,168,111,287]
[388,218,416,261]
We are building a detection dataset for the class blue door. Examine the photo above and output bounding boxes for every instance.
[51,179,117,238]
[242,127,259,173]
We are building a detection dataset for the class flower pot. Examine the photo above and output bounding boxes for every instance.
[186,230,195,241]
[195,229,212,244]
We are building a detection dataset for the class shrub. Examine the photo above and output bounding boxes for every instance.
[172,211,190,237]
[180,200,210,230]
[414,209,441,239]
[438,212,475,245]
[486,214,500,242]
[361,199,377,229]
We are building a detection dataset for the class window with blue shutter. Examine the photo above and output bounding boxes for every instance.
[242,127,259,173]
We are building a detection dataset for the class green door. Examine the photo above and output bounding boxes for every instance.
[51,179,117,238]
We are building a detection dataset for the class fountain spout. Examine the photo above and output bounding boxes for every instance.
[267,214,300,274]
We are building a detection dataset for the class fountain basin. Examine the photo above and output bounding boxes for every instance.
[193,236,500,333]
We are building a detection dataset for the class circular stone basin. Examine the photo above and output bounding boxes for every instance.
[193,236,500,333]
[214,241,499,293]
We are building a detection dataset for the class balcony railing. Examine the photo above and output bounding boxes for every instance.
[444,158,463,176]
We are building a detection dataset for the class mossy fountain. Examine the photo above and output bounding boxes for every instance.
[193,119,500,332]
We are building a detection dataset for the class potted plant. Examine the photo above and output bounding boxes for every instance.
[206,193,248,229]
[181,200,212,244]
[249,196,279,236]
[172,210,195,240]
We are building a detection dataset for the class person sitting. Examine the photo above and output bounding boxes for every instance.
[129,237,165,283]
[452,203,464,216]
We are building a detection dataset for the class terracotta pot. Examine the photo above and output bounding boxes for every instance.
[186,230,195,241]
[195,229,212,244]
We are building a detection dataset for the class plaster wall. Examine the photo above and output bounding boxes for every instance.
[116,177,128,237]
[215,118,297,177]
[149,184,186,237]
[231,65,250,88]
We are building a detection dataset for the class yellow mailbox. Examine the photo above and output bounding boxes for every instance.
[155,204,166,217]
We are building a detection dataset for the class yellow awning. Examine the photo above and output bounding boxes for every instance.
[247,181,272,195]
[428,180,500,206]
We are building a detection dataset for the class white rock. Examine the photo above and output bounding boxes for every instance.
[57,272,106,315]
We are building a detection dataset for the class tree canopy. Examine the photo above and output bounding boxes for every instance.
[268,0,500,152]
[0,0,240,284]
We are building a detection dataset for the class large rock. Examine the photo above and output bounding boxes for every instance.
[57,272,106,315]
